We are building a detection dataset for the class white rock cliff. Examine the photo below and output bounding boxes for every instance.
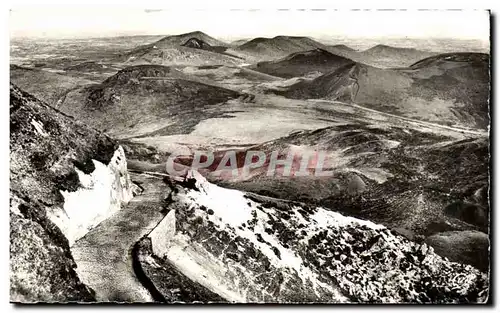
[48,146,135,245]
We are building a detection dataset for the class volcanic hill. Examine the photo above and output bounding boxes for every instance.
[58,65,241,138]
[279,52,490,129]
[121,31,242,66]
[236,36,328,60]
[252,48,355,78]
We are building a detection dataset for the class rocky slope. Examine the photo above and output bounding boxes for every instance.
[138,171,488,303]
[181,38,222,52]
[181,38,243,60]
[214,121,489,271]
[10,65,96,106]
[10,84,136,302]
[279,53,490,129]
[9,83,490,303]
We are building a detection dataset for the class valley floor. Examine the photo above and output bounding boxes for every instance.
[131,94,486,156]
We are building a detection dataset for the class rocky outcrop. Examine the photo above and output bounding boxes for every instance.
[48,146,135,245]
[149,209,176,257]
[144,171,488,303]
[182,38,212,49]
[9,84,135,302]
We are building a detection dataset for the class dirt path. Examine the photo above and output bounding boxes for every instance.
[71,173,170,302]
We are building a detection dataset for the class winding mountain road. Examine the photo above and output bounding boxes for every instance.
[71,173,170,302]
[309,99,488,137]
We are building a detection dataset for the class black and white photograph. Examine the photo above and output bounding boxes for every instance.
[7,6,492,304]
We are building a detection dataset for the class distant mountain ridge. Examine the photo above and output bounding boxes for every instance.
[236,36,328,59]
[363,44,424,55]
[152,31,227,48]
[121,31,241,66]
[356,44,437,68]
[120,31,443,67]
[329,44,357,52]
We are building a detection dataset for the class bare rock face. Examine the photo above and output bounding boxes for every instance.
[144,171,488,303]
[347,173,366,195]
[425,231,490,273]
[9,84,135,302]
[149,209,176,257]
[182,38,214,50]
[48,146,134,245]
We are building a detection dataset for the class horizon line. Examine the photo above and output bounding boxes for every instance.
[10,32,490,43]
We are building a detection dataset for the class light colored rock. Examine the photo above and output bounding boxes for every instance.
[30,119,48,137]
[347,173,366,195]
[149,209,176,258]
[47,146,134,245]
[145,170,488,303]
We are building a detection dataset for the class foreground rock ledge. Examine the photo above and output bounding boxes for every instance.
[140,171,488,303]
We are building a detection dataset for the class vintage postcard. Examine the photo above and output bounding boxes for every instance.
[9,8,490,303]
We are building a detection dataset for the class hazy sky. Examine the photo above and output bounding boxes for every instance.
[10,8,490,42]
